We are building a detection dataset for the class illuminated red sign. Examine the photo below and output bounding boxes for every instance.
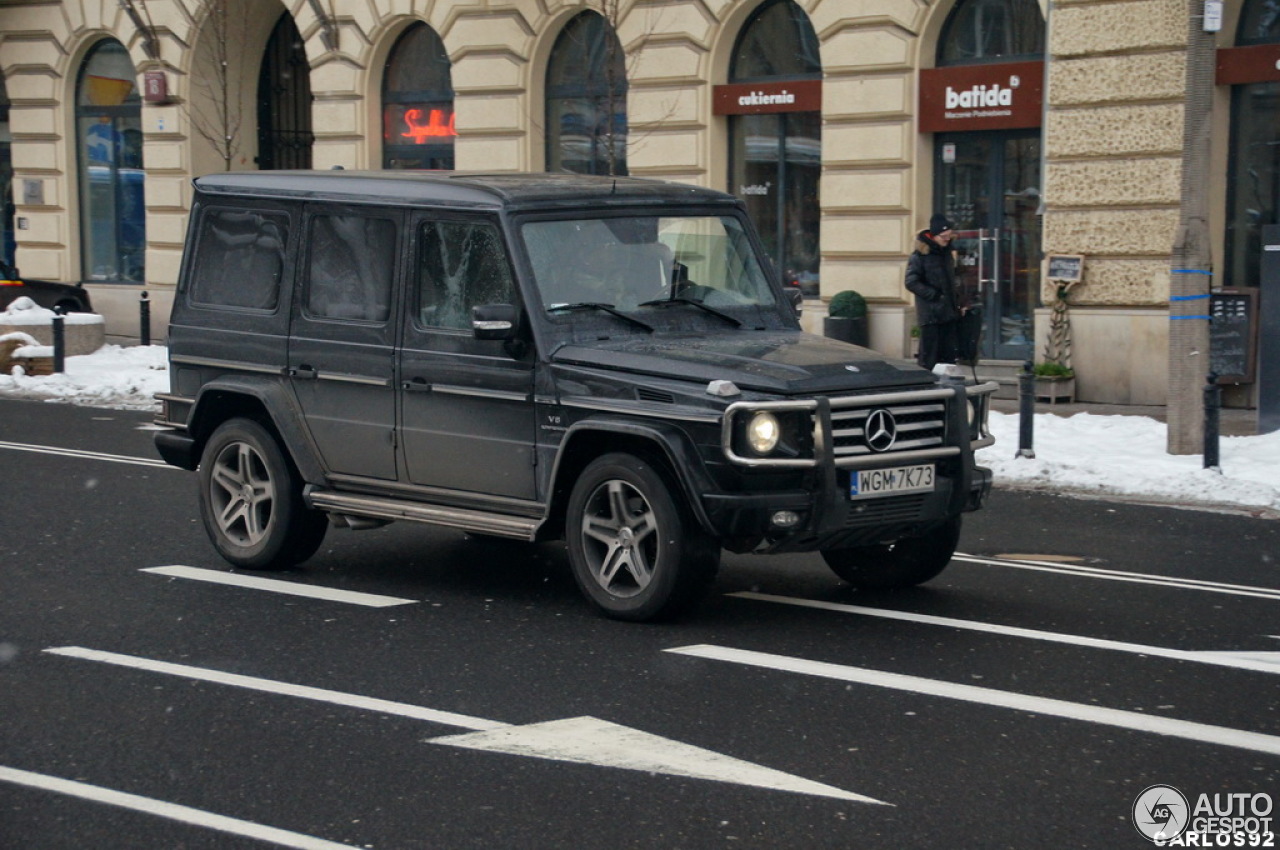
[384,104,457,144]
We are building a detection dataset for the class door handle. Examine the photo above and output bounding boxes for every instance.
[401,377,431,392]
[288,365,318,379]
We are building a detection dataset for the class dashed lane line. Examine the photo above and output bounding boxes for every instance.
[0,439,172,469]
[0,765,360,850]
[730,591,1280,675]
[667,644,1280,758]
[954,553,1280,602]
[142,565,419,608]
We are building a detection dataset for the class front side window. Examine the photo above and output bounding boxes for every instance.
[382,24,455,169]
[416,220,514,330]
[545,12,627,176]
[522,215,776,315]
[305,214,397,321]
[76,39,145,282]
[189,208,288,311]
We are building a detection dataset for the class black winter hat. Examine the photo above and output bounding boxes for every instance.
[929,213,954,234]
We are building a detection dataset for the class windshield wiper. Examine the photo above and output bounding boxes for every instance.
[637,295,743,327]
[547,302,654,332]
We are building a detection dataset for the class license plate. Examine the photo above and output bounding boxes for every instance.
[850,464,935,499]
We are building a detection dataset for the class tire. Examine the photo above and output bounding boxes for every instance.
[566,453,719,622]
[822,516,962,590]
[197,418,327,570]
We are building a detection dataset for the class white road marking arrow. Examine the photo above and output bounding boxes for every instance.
[44,647,884,804]
[429,716,887,804]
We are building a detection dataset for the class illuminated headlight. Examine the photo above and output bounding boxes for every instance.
[747,411,781,454]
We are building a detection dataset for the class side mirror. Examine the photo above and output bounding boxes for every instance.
[473,304,519,340]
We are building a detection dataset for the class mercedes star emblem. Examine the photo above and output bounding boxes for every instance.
[864,408,897,452]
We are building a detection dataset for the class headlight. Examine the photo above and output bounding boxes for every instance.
[747,411,781,454]
[966,397,978,427]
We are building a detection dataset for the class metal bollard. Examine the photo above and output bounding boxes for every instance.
[1017,360,1035,459]
[139,291,151,347]
[52,309,66,373]
[1204,372,1221,471]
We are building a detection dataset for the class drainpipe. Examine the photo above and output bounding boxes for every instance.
[1167,2,1217,455]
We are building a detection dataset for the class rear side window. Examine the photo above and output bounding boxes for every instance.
[416,220,515,330]
[306,214,398,322]
[189,208,288,311]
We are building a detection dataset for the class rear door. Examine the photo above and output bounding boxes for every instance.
[287,205,403,480]
[397,213,537,500]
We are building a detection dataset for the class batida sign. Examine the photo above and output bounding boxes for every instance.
[918,60,1043,133]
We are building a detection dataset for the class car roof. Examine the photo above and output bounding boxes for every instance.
[193,170,741,213]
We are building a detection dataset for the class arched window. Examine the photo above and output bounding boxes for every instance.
[257,13,312,170]
[728,0,821,296]
[545,12,627,176]
[1226,1,1280,289]
[75,39,145,282]
[938,0,1045,66]
[382,24,455,169]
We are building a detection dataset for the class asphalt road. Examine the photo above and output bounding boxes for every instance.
[2,398,1277,849]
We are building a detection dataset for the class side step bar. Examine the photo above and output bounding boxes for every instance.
[306,489,541,541]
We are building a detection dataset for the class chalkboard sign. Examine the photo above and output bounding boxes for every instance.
[1210,289,1258,384]
[1046,254,1084,282]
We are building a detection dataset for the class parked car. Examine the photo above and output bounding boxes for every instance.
[153,171,997,621]
[0,262,94,314]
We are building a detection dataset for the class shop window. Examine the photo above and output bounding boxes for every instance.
[75,39,145,283]
[727,0,821,297]
[1225,2,1280,289]
[545,12,628,176]
[383,24,455,170]
[938,0,1044,66]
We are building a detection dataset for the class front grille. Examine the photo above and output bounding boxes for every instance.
[830,399,947,458]
[843,494,928,527]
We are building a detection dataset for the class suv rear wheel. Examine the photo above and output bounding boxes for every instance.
[822,516,962,590]
[198,418,327,570]
[566,453,719,621]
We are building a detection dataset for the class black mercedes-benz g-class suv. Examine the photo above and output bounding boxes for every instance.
[154,171,996,621]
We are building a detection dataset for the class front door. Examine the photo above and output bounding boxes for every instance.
[936,131,1042,361]
[398,213,536,501]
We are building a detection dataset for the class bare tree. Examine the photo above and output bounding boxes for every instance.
[186,0,248,171]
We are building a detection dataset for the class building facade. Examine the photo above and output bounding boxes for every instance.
[0,0,1271,406]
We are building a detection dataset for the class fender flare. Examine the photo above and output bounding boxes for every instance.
[548,417,720,536]
[187,376,326,484]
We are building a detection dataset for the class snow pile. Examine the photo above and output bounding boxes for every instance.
[978,411,1280,513]
[0,343,168,410]
[0,296,105,326]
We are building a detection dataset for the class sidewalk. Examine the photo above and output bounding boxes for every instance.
[990,398,1260,438]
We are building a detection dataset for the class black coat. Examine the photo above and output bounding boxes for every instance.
[905,231,961,326]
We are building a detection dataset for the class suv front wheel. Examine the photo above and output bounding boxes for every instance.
[822,516,962,590]
[566,453,719,621]
[198,418,327,570]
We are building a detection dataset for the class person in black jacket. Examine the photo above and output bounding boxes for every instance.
[905,213,962,370]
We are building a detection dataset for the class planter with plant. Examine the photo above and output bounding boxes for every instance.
[1034,278,1080,403]
[823,290,869,347]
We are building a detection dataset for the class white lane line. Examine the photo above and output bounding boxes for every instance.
[142,566,417,608]
[667,644,1280,758]
[729,591,1280,676]
[954,553,1280,602]
[0,439,172,469]
[45,646,508,732]
[0,765,359,850]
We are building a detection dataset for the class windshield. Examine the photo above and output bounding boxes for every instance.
[521,214,779,320]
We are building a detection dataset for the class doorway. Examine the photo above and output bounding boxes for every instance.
[257,13,313,170]
[935,130,1041,361]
